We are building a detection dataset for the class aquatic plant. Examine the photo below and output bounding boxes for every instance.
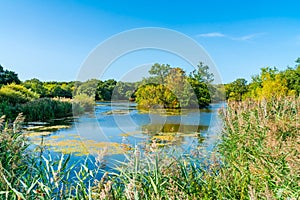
[1,96,299,199]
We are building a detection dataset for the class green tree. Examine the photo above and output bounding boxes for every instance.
[188,62,214,107]
[75,79,100,99]
[96,79,117,101]
[225,78,248,101]
[190,62,214,84]
[188,78,211,107]
[136,63,212,109]
[245,67,290,100]
[113,81,137,100]
[135,84,168,108]
[0,65,21,85]
[281,59,300,95]
[23,78,47,97]
[165,68,198,108]
[148,63,171,84]
[0,83,39,105]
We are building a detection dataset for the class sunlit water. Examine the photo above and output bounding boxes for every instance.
[26,101,225,171]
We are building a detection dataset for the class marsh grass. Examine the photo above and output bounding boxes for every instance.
[0,97,299,199]
[99,97,299,199]
[0,114,104,199]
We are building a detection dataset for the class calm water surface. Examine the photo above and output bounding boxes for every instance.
[27,101,224,170]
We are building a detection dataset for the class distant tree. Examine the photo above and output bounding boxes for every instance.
[165,67,198,108]
[256,73,289,100]
[189,62,214,84]
[148,63,171,84]
[0,83,39,105]
[295,57,300,66]
[0,65,21,85]
[225,78,248,101]
[135,84,168,108]
[188,62,214,107]
[75,79,100,99]
[245,67,290,100]
[96,79,117,101]
[280,60,300,96]
[113,81,136,100]
[23,78,47,97]
[136,63,212,109]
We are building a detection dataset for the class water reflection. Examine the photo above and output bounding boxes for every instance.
[25,102,223,163]
[142,123,208,134]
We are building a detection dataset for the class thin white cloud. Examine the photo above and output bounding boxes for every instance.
[231,33,266,41]
[197,32,266,41]
[197,32,226,38]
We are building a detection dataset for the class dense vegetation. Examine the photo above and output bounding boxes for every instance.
[225,58,300,101]
[0,114,104,199]
[0,62,219,121]
[1,96,298,199]
[135,62,216,109]
[0,58,299,199]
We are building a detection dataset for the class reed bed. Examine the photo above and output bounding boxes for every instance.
[0,97,299,199]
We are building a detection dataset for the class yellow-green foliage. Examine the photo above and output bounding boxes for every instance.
[255,73,289,100]
[136,63,211,109]
[135,84,172,108]
[73,93,95,113]
[0,83,39,105]
[243,67,296,100]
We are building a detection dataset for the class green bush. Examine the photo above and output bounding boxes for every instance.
[73,94,95,113]
[0,83,39,105]
[20,98,73,121]
[0,101,19,120]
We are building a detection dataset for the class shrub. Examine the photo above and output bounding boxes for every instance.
[0,83,39,105]
[20,98,73,121]
[73,94,95,113]
[0,101,19,120]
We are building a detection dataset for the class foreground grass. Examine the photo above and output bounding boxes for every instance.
[0,97,299,199]
[104,97,299,199]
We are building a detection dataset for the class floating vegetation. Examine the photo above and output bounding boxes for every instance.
[25,125,71,132]
[103,109,130,115]
[48,139,127,156]
[50,135,65,139]
[30,136,128,156]
[25,131,52,137]
[67,133,81,138]
[25,125,45,130]
[152,135,175,141]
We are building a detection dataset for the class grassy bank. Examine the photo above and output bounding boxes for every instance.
[0,97,299,199]
[103,97,299,199]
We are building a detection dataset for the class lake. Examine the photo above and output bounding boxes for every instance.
[26,101,224,170]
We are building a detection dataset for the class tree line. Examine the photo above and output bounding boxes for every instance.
[225,58,300,101]
[1,57,299,120]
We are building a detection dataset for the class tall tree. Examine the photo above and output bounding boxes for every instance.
[23,78,47,97]
[0,65,21,85]
[225,78,248,101]
[189,62,214,84]
[148,63,171,84]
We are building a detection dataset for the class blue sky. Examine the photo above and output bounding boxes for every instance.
[0,0,299,83]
